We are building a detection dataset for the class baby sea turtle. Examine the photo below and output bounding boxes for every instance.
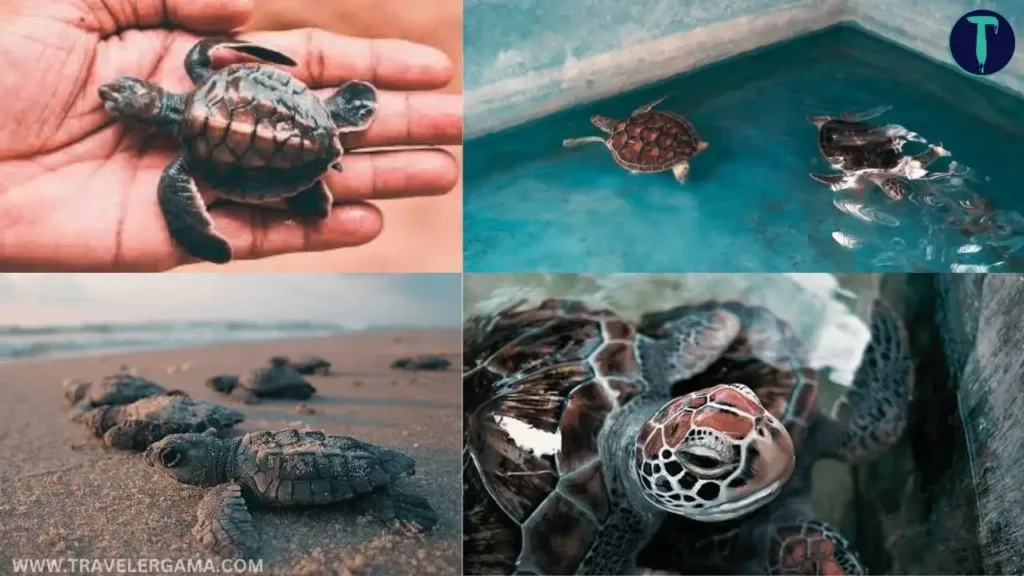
[145,428,438,558]
[97,37,379,264]
[638,298,912,575]
[286,356,332,376]
[206,375,260,405]
[82,394,244,451]
[562,96,708,184]
[463,298,796,575]
[64,373,183,422]
[808,106,950,199]
[391,355,452,371]
[206,358,316,404]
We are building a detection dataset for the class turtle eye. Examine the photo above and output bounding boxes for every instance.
[679,446,730,476]
[161,448,183,468]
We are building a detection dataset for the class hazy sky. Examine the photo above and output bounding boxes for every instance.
[0,274,461,327]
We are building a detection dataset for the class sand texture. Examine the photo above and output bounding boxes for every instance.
[0,331,462,575]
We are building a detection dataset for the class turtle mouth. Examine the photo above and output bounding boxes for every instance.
[687,479,784,522]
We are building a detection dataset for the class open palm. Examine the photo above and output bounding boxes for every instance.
[0,0,461,271]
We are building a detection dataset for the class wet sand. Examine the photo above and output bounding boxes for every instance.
[0,331,461,575]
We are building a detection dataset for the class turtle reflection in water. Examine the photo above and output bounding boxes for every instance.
[563,96,709,184]
[807,105,953,200]
[98,37,379,264]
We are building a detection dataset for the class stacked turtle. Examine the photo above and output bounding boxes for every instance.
[463,296,912,575]
[807,105,953,199]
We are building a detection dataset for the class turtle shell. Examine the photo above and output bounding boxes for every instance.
[181,64,340,199]
[606,111,703,173]
[817,119,901,171]
[247,364,317,399]
[86,375,169,406]
[464,298,648,575]
[97,395,243,432]
[238,429,414,506]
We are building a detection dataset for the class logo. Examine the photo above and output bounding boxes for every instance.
[949,10,1015,76]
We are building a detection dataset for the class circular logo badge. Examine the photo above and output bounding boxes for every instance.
[949,10,1015,76]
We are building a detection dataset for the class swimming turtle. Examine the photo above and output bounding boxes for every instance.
[82,394,244,451]
[463,298,796,575]
[808,106,950,199]
[64,373,184,422]
[636,298,912,575]
[97,37,379,264]
[562,96,708,184]
[144,428,438,558]
[463,297,912,575]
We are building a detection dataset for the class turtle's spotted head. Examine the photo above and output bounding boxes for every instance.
[145,430,228,487]
[99,77,182,132]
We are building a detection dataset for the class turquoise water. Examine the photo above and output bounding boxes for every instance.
[464,25,1024,273]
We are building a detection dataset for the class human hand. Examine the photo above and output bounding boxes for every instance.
[0,0,462,271]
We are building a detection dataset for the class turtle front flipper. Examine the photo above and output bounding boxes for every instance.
[632,95,669,115]
[562,136,606,148]
[817,299,912,465]
[808,173,847,186]
[185,37,297,84]
[764,519,866,575]
[326,80,379,133]
[285,182,333,219]
[192,483,259,559]
[839,105,891,122]
[158,155,233,264]
[104,420,186,451]
[356,489,439,532]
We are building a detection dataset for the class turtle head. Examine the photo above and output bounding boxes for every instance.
[82,406,116,437]
[633,383,795,522]
[144,431,228,487]
[63,379,91,405]
[98,77,179,130]
[808,115,831,129]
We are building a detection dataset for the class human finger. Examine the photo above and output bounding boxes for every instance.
[237,29,453,91]
[317,91,462,148]
[324,149,459,200]
[82,0,253,36]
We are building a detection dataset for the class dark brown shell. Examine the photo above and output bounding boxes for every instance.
[463,299,644,575]
[181,64,338,195]
[817,119,901,171]
[607,111,703,172]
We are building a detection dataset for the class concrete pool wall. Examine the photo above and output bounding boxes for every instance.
[465,0,1024,138]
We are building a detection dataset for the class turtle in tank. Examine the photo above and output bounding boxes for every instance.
[636,298,912,575]
[807,105,952,200]
[562,96,709,184]
[145,428,438,558]
[463,296,912,575]
[97,37,379,264]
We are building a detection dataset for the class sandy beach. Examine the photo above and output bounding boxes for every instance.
[0,330,462,575]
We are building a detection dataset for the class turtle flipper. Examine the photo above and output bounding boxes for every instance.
[285,182,333,219]
[819,299,912,465]
[865,172,906,200]
[192,483,259,559]
[764,519,865,575]
[637,306,742,383]
[839,105,891,122]
[185,37,297,84]
[158,155,232,264]
[632,95,669,115]
[562,136,606,147]
[104,420,185,451]
[809,173,847,186]
[326,80,379,133]
[357,489,439,532]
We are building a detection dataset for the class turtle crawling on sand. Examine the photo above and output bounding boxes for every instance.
[463,297,912,575]
[206,357,316,404]
[97,37,379,264]
[283,356,332,376]
[808,105,952,199]
[64,373,184,422]
[563,96,708,184]
[145,428,438,558]
[391,355,452,371]
[82,394,244,451]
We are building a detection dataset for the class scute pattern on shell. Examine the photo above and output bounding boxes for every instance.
[184,65,334,172]
[608,112,702,172]
[237,429,415,506]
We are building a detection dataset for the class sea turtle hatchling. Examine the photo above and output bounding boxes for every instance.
[637,298,912,575]
[82,394,245,451]
[64,373,183,422]
[463,297,912,575]
[206,357,317,404]
[562,96,709,184]
[807,106,951,199]
[97,37,379,264]
[284,356,332,376]
[144,428,439,558]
